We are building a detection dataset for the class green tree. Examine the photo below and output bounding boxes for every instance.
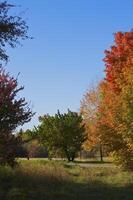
[36,110,86,161]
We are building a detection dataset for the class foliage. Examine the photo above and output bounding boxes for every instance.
[104,31,133,92]
[36,110,86,161]
[80,86,104,161]
[17,129,48,159]
[97,31,133,169]
[80,30,133,169]
[0,68,33,167]
[0,1,30,63]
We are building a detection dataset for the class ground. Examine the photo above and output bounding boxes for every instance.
[0,159,133,200]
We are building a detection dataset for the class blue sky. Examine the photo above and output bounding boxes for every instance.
[5,0,133,130]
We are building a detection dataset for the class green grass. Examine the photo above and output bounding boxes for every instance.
[0,159,133,200]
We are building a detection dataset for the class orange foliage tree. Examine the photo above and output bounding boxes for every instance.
[98,31,133,169]
[80,86,104,161]
[81,31,133,169]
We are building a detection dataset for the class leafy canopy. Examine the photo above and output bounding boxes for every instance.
[0,1,30,63]
[36,110,86,161]
[0,68,34,167]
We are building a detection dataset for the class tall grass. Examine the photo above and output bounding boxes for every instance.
[0,159,132,200]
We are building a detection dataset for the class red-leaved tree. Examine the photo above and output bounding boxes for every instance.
[0,68,33,167]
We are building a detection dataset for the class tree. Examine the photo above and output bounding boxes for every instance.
[104,31,133,92]
[97,31,133,169]
[36,110,86,161]
[35,115,58,160]
[0,1,30,63]
[0,68,33,167]
[17,129,48,159]
[80,86,104,162]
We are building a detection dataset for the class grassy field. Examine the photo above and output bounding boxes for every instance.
[0,159,133,200]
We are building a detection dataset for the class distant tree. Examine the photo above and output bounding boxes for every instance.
[36,110,86,161]
[17,128,48,159]
[26,140,48,158]
[0,68,33,167]
[80,86,104,162]
[0,1,30,63]
[16,129,32,159]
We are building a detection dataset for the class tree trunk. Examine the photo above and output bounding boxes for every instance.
[67,157,71,162]
[66,152,70,162]
[99,144,103,162]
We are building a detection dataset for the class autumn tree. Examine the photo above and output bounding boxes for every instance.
[0,1,30,63]
[80,86,104,162]
[98,31,133,169]
[0,68,33,167]
[36,110,86,161]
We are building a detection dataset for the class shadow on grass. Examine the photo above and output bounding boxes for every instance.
[74,160,112,164]
[0,165,132,200]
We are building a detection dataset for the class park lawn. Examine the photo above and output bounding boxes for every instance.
[0,159,132,200]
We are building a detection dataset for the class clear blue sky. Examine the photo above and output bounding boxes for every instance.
[6,0,133,130]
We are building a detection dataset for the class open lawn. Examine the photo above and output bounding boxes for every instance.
[0,159,133,200]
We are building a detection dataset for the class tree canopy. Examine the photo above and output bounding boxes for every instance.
[0,68,33,167]
[36,110,86,161]
[0,1,30,63]
[81,30,133,169]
